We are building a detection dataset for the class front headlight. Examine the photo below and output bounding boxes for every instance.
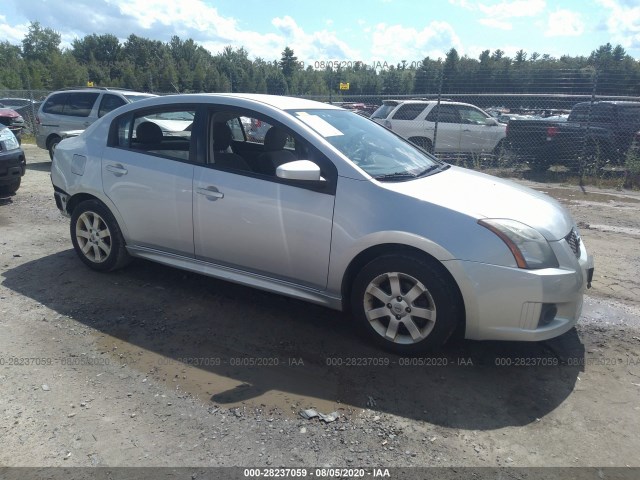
[479,218,559,269]
[13,115,24,124]
[0,128,19,150]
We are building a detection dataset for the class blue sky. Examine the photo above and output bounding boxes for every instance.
[1,0,639,65]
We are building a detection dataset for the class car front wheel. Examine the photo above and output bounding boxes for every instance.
[351,254,461,354]
[70,200,130,271]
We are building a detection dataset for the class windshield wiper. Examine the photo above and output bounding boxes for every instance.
[374,171,419,181]
[413,164,441,177]
[375,164,443,181]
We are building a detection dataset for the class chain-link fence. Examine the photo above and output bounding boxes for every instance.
[4,67,640,186]
[0,90,49,136]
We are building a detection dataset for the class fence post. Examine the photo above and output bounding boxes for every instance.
[432,67,444,153]
[579,68,599,176]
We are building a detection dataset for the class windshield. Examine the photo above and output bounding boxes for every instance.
[291,109,440,179]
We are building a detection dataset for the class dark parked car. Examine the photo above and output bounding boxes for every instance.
[0,126,26,195]
[506,101,640,171]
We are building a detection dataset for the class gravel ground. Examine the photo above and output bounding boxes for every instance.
[1,145,639,473]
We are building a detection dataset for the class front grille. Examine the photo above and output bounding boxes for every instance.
[565,228,581,258]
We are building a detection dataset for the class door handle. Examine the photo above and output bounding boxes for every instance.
[106,164,128,176]
[197,186,224,200]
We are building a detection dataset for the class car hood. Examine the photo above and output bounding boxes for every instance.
[381,165,574,241]
[0,108,20,119]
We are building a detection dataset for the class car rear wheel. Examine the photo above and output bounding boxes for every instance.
[351,254,461,355]
[70,200,131,272]
[0,178,21,196]
[48,136,61,160]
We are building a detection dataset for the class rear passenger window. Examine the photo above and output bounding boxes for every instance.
[42,93,67,114]
[64,93,100,117]
[392,104,427,120]
[425,105,461,123]
[113,108,195,162]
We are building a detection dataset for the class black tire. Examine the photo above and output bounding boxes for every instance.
[350,254,462,355]
[527,154,549,173]
[0,178,21,196]
[48,136,61,160]
[409,137,433,153]
[70,199,131,272]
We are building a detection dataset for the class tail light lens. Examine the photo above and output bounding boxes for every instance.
[546,126,559,140]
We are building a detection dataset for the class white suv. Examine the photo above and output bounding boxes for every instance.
[36,87,155,159]
[371,100,506,156]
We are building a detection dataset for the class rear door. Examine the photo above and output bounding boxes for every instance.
[424,104,462,153]
[40,91,100,134]
[101,104,198,256]
[457,105,504,153]
[388,103,431,141]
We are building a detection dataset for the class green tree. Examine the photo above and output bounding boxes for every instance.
[21,21,61,64]
[0,41,24,88]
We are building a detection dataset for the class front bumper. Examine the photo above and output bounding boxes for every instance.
[0,147,26,186]
[449,238,594,341]
[53,188,71,216]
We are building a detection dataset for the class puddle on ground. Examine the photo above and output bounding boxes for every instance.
[96,333,348,417]
[532,187,640,205]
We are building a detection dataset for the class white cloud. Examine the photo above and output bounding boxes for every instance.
[0,15,29,44]
[271,15,361,63]
[371,21,462,64]
[478,18,513,30]
[449,0,546,30]
[477,0,546,19]
[545,9,584,37]
[595,0,640,50]
[3,0,363,64]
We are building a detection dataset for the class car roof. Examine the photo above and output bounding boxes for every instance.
[382,99,470,106]
[47,88,155,97]
[574,101,640,107]
[133,93,343,111]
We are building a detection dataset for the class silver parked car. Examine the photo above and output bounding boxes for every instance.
[37,87,156,159]
[50,94,594,354]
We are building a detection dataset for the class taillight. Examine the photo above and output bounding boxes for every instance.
[546,126,559,140]
[36,116,41,125]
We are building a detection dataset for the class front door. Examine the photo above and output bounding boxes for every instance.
[193,114,335,289]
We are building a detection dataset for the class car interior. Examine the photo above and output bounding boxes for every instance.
[209,112,307,177]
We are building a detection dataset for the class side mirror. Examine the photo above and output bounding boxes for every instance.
[276,160,323,181]
[485,117,500,126]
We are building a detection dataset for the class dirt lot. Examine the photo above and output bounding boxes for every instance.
[1,144,640,471]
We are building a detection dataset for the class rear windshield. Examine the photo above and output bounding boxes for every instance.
[371,103,397,119]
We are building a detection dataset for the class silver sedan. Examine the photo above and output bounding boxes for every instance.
[51,93,594,354]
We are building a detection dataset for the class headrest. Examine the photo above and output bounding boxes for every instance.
[136,122,163,144]
[213,123,233,151]
[263,127,289,151]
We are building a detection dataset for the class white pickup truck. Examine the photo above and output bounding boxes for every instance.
[371,99,506,156]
